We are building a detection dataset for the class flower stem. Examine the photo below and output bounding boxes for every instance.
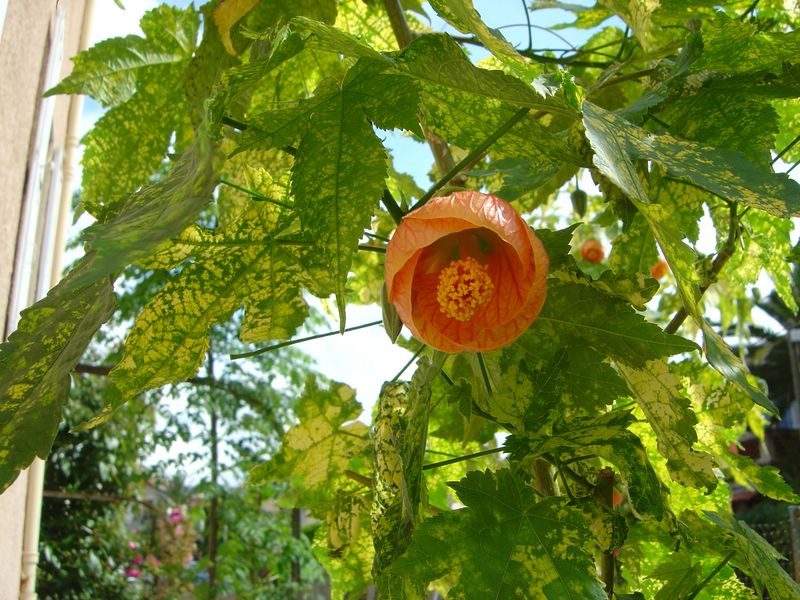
[391,345,425,382]
[685,551,736,600]
[411,107,531,211]
[230,320,383,359]
[422,446,505,470]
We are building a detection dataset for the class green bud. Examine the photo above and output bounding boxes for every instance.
[570,189,588,217]
[381,282,402,343]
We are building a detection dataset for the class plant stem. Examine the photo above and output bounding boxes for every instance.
[664,202,740,334]
[685,551,736,600]
[221,115,249,130]
[772,132,800,165]
[738,0,760,20]
[391,345,425,382]
[382,188,405,224]
[358,244,386,253]
[230,320,383,359]
[411,107,531,211]
[533,459,556,496]
[382,0,465,193]
[382,0,414,48]
[476,353,494,394]
[219,177,294,209]
[422,446,505,470]
[596,467,615,598]
[206,344,219,598]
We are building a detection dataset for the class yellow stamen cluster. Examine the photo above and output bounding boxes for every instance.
[436,256,494,321]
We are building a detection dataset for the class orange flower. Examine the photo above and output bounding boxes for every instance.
[650,259,669,279]
[580,239,604,264]
[384,191,548,353]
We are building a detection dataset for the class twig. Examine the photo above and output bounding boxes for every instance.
[664,202,740,335]
[382,189,405,224]
[422,446,505,470]
[772,132,800,165]
[43,489,170,525]
[391,346,425,382]
[411,107,531,211]
[685,551,736,600]
[230,320,384,359]
[738,0,760,20]
[596,467,616,597]
[345,470,373,488]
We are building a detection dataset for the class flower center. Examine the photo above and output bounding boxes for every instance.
[436,256,494,321]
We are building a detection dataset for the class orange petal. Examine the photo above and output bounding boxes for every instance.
[385,191,549,353]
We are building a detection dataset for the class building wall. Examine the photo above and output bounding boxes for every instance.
[0,1,90,598]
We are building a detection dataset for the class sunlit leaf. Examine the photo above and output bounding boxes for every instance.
[535,280,698,367]
[0,261,115,493]
[506,410,667,519]
[583,101,800,218]
[694,13,800,76]
[393,469,606,599]
[249,376,369,501]
[54,5,200,219]
[703,511,800,600]
[619,360,717,492]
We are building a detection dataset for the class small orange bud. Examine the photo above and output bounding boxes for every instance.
[580,239,604,264]
[650,259,669,279]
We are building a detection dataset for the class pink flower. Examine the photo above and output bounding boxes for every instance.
[124,566,141,578]
[385,191,548,352]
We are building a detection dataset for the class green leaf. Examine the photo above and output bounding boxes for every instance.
[534,280,698,367]
[427,0,531,79]
[372,353,444,599]
[249,376,369,502]
[661,91,779,168]
[583,101,775,413]
[46,5,197,106]
[530,1,613,30]
[608,213,660,276]
[400,34,576,119]
[492,333,631,428]
[68,128,219,295]
[649,553,702,600]
[344,58,421,135]
[724,210,798,313]
[701,322,776,415]
[506,410,667,519]
[722,452,800,504]
[313,492,374,600]
[0,260,115,493]
[393,469,607,599]
[65,5,200,219]
[693,13,800,76]
[291,80,388,328]
[291,16,390,61]
[618,360,717,492]
[583,101,800,218]
[89,205,307,424]
[703,511,800,600]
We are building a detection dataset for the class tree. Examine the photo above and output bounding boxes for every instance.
[3,0,800,597]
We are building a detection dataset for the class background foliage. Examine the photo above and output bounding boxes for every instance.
[3,0,800,597]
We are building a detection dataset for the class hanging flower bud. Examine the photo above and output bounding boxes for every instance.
[580,239,604,264]
[650,259,669,279]
[384,191,548,353]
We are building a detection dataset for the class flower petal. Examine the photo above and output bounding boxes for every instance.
[385,191,548,353]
